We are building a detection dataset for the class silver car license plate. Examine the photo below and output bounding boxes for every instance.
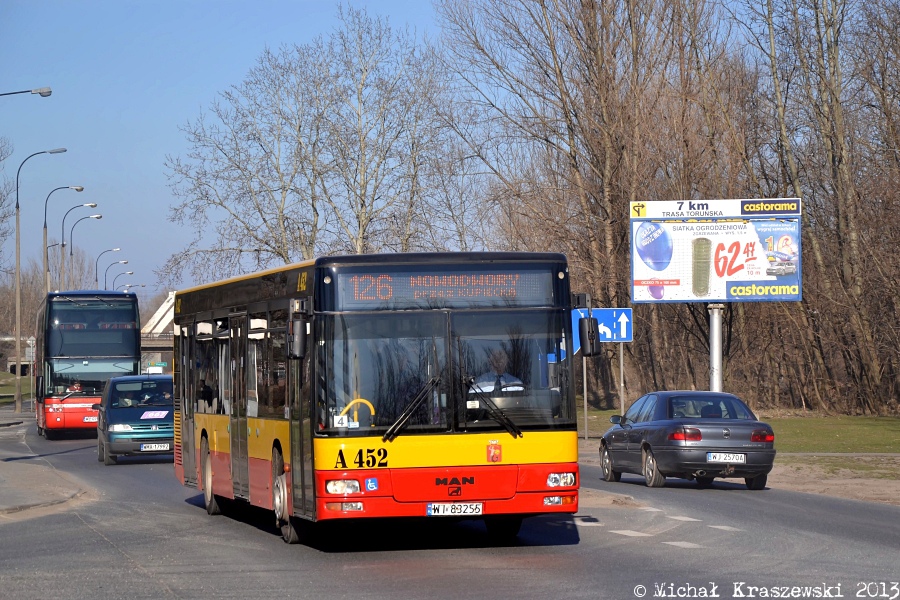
[707,452,746,463]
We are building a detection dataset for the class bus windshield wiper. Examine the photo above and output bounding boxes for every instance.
[463,375,523,438]
[382,376,441,442]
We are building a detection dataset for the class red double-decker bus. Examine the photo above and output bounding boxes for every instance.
[34,290,141,438]
[174,252,581,543]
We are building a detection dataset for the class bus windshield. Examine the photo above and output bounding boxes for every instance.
[320,312,450,434]
[318,309,573,435]
[44,358,141,396]
[46,295,139,359]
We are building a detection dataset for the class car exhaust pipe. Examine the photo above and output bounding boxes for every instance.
[694,470,706,477]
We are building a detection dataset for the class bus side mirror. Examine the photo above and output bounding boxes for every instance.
[36,376,45,402]
[288,318,306,359]
[579,317,601,357]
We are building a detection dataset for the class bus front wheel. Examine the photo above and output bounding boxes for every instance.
[201,437,221,515]
[273,448,300,544]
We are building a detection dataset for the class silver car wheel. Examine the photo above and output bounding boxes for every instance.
[643,449,665,487]
[600,446,621,482]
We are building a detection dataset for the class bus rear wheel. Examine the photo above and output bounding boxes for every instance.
[201,437,221,515]
[273,448,300,544]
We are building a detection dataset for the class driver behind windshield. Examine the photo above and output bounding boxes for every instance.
[471,349,524,395]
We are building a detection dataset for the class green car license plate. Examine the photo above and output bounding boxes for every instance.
[140,443,170,451]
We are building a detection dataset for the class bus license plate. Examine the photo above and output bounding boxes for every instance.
[707,452,746,463]
[83,416,98,423]
[427,502,483,516]
[140,443,170,451]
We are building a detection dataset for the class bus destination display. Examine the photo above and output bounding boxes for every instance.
[335,268,556,309]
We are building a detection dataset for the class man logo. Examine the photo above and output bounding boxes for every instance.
[435,476,475,486]
[448,487,462,497]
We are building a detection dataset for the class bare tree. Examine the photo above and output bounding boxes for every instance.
[160,4,459,288]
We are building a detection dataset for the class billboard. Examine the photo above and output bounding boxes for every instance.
[630,199,801,303]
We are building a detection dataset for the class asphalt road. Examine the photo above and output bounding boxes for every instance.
[1,417,898,600]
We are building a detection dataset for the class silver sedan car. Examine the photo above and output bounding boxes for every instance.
[599,391,775,489]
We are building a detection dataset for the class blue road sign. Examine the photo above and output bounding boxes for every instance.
[572,308,634,352]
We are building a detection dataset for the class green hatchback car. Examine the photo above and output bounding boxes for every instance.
[94,374,174,465]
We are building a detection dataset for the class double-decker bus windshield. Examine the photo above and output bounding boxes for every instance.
[318,309,573,435]
[43,295,140,394]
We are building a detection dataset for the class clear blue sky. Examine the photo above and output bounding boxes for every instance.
[1,0,436,297]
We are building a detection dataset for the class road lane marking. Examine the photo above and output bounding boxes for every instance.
[708,525,744,531]
[663,541,704,548]
[611,530,653,537]
[667,516,702,521]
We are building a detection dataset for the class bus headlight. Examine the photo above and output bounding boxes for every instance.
[109,424,134,432]
[326,479,361,494]
[546,472,576,487]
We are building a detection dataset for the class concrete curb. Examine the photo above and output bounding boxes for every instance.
[0,488,86,515]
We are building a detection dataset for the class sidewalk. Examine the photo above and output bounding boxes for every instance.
[0,403,87,517]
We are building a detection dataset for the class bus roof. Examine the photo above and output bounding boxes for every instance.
[46,290,137,299]
[175,252,568,297]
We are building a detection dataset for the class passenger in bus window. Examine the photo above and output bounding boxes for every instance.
[66,380,83,393]
[199,379,214,411]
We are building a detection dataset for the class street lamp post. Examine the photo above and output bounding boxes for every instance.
[112,271,134,290]
[60,203,97,291]
[14,147,67,414]
[104,260,129,290]
[69,215,102,288]
[94,248,121,288]
[43,186,84,292]
[0,87,52,98]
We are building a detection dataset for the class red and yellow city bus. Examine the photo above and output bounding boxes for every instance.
[173,252,581,543]
[34,290,141,439]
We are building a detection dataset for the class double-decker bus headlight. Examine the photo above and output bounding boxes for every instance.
[325,502,364,512]
[546,472,576,487]
[109,423,134,432]
[326,479,361,494]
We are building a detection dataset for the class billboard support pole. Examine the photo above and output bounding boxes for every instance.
[708,303,724,391]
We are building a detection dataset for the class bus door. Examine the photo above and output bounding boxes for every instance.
[230,313,249,499]
[289,352,314,518]
[179,326,197,487]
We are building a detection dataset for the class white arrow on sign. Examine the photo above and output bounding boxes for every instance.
[598,323,612,339]
[618,312,630,338]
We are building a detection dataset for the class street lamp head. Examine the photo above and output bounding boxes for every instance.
[121,260,128,265]
[89,214,101,219]
[71,186,84,192]
[111,247,121,252]
[33,87,52,97]
[83,203,97,208]
[48,148,67,154]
